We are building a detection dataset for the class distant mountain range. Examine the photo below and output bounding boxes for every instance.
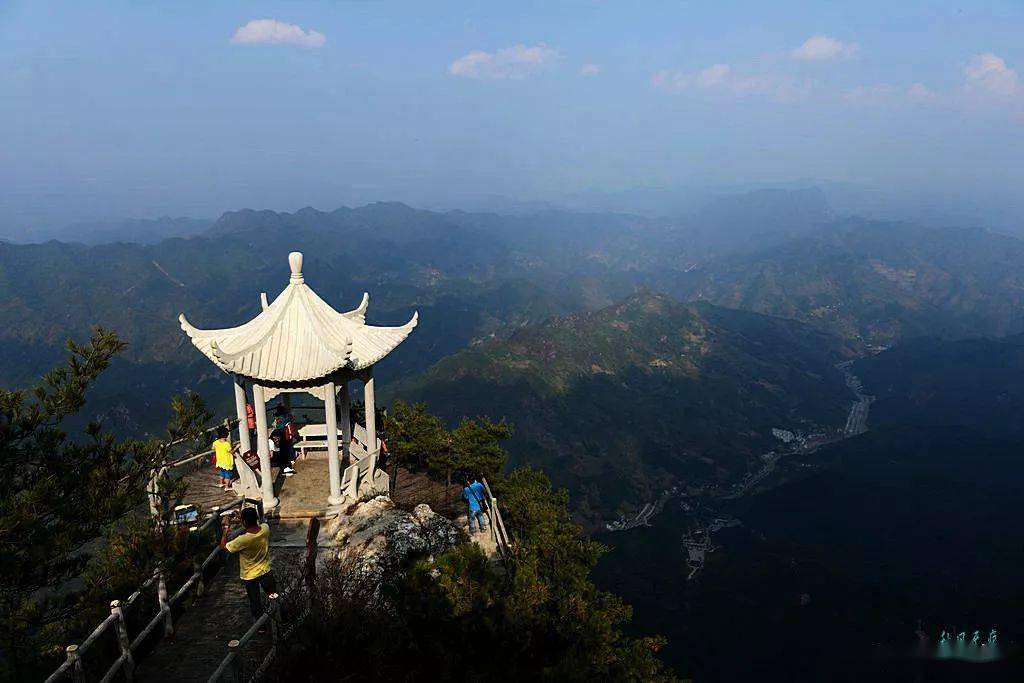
[12,216,212,245]
[2,187,1023,442]
[675,220,1024,345]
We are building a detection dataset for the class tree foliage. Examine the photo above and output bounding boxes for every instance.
[385,400,513,486]
[384,400,447,471]
[0,329,210,679]
[450,417,513,483]
[281,466,674,681]
[495,468,671,680]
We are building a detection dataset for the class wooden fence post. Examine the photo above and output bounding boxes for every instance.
[268,593,281,644]
[193,557,205,598]
[110,600,135,682]
[304,517,320,592]
[65,644,83,683]
[157,570,174,639]
[228,639,243,683]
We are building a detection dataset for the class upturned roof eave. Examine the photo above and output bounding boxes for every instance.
[177,252,418,384]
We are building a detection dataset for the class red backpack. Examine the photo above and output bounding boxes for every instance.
[283,421,299,442]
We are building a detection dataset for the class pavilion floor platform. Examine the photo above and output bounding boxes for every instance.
[272,457,333,518]
[179,459,338,520]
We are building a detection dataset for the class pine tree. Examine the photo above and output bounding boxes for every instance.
[450,416,512,482]
[0,329,209,679]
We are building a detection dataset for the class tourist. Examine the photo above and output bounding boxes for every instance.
[377,436,390,471]
[469,476,488,511]
[245,402,256,441]
[220,507,277,621]
[463,476,489,535]
[268,431,282,464]
[274,405,298,475]
[269,432,295,477]
[212,426,236,490]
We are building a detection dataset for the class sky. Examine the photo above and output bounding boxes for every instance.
[1,0,1022,232]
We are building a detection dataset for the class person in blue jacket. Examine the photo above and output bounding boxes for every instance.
[462,475,489,535]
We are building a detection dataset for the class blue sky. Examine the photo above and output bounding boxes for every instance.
[1,1,1022,231]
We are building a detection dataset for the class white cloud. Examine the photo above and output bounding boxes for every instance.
[448,43,557,80]
[964,52,1019,97]
[791,35,858,61]
[842,83,896,106]
[652,63,731,91]
[580,63,601,77]
[652,64,811,102]
[907,83,938,103]
[231,19,326,48]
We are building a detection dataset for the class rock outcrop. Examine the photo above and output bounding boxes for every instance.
[327,496,462,606]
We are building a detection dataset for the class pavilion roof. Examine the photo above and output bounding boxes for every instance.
[179,252,417,383]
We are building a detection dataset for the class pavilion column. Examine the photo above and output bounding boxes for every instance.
[232,375,251,456]
[324,381,344,506]
[340,382,352,467]
[364,366,377,478]
[251,383,278,509]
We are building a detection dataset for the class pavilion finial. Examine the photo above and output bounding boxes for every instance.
[289,252,304,283]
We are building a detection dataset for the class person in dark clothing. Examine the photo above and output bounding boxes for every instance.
[273,406,297,475]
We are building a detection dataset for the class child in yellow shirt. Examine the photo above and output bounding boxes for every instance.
[213,426,236,490]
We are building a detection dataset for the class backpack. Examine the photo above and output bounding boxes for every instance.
[283,421,299,442]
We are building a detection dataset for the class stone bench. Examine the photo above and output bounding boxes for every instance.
[294,424,344,458]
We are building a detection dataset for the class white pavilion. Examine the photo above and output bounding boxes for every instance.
[179,251,418,510]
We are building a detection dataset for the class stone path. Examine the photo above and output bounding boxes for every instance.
[132,533,311,682]
[132,554,272,682]
[455,512,501,561]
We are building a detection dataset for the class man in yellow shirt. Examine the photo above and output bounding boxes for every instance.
[220,507,277,620]
[212,426,236,490]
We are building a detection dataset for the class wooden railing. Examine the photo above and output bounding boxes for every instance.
[207,593,285,683]
[44,503,241,683]
[207,519,319,683]
[481,478,513,563]
[148,418,238,515]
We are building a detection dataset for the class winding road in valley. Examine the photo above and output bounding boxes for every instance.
[608,359,876,533]
[839,360,874,437]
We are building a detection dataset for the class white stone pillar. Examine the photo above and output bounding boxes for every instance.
[363,366,377,478]
[340,382,352,466]
[324,381,344,506]
[252,383,278,509]
[233,375,251,456]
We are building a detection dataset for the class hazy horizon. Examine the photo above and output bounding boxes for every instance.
[2,1,1022,234]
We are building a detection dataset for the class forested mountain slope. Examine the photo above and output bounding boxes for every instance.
[3,191,1024,437]
[391,292,856,519]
